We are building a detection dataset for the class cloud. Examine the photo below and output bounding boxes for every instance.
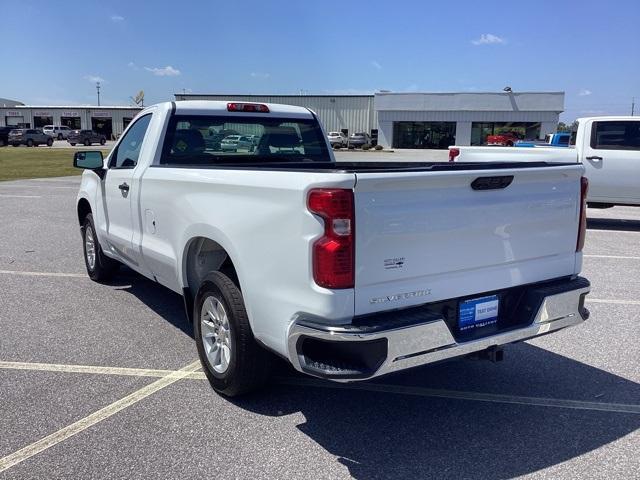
[144,65,181,76]
[250,72,270,79]
[371,60,382,70]
[578,89,592,96]
[110,15,124,22]
[84,75,105,83]
[127,61,139,70]
[471,34,506,45]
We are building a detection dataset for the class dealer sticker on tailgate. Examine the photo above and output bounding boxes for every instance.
[458,295,499,332]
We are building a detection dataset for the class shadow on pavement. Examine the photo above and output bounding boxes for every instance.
[587,217,640,232]
[233,348,640,479]
[111,270,640,479]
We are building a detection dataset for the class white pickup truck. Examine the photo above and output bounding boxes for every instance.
[74,100,591,396]
[449,116,640,208]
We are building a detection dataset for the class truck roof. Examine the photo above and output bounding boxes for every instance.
[170,100,315,118]
[576,115,640,123]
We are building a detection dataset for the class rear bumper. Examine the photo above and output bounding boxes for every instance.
[287,276,590,381]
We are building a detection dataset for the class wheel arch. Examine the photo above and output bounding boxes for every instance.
[77,197,92,225]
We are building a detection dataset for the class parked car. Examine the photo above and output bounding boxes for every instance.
[74,100,590,397]
[449,116,640,207]
[327,131,347,147]
[220,135,254,152]
[67,130,107,146]
[347,132,371,148]
[486,132,522,146]
[516,132,571,148]
[43,125,73,140]
[0,126,15,146]
[8,128,53,147]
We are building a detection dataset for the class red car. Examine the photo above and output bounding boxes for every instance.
[486,132,521,146]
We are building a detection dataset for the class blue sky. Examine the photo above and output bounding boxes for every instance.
[1,0,638,121]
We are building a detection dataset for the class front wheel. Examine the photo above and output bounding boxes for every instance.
[26,139,34,147]
[194,272,272,397]
[100,138,106,145]
[47,138,53,147]
[70,143,76,146]
[82,213,119,281]
[57,134,63,140]
[84,139,91,146]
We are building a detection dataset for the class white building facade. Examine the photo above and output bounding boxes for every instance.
[0,106,142,139]
[175,91,564,149]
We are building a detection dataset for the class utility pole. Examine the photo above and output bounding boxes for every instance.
[632,97,635,116]
[96,82,101,106]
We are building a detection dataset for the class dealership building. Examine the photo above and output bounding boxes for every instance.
[1,91,563,147]
[0,104,142,139]
[175,91,564,148]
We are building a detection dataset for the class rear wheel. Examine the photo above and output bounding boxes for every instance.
[26,139,34,147]
[46,138,53,147]
[100,137,106,145]
[81,213,119,281]
[70,143,76,146]
[194,272,272,397]
[84,139,90,146]
[57,133,63,140]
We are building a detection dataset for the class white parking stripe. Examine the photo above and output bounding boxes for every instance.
[0,184,78,189]
[0,360,202,473]
[0,270,86,278]
[276,378,640,415]
[584,254,640,260]
[0,360,204,379]
[0,194,42,198]
[587,298,640,306]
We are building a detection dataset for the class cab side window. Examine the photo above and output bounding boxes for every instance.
[109,114,152,168]
[591,121,640,151]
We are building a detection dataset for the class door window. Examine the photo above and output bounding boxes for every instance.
[591,121,640,151]
[109,114,152,169]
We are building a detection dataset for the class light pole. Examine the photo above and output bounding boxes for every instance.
[96,82,101,106]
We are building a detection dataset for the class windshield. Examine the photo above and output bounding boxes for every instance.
[160,115,331,165]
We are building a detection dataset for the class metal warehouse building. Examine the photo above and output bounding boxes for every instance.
[0,105,142,139]
[175,91,564,149]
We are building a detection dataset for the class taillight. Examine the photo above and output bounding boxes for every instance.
[576,177,589,252]
[227,102,270,113]
[448,148,460,162]
[308,189,354,289]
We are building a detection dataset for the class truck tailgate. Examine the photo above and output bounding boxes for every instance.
[353,164,583,316]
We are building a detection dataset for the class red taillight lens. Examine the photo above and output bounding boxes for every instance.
[449,148,460,162]
[308,189,354,289]
[577,176,589,252]
[227,102,270,113]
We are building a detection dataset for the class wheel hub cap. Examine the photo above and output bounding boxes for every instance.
[200,296,231,373]
[85,227,96,270]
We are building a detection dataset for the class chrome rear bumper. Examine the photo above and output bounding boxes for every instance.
[287,277,590,381]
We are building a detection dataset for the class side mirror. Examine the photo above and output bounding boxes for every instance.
[74,151,104,170]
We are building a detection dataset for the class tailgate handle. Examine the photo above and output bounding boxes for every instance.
[471,175,514,191]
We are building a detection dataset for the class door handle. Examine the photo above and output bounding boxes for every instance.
[118,182,130,192]
[586,156,603,161]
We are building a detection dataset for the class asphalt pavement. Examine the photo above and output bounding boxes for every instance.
[0,175,638,479]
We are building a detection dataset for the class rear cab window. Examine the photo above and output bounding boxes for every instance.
[591,121,640,151]
[159,115,330,166]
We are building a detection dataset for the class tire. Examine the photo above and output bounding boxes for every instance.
[70,143,76,146]
[57,134,63,140]
[47,138,53,147]
[12,143,19,147]
[194,271,272,397]
[100,137,106,145]
[26,139,34,147]
[84,139,91,146]
[0,139,5,147]
[81,213,119,281]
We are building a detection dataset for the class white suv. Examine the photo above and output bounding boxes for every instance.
[327,131,347,147]
[42,125,72,140]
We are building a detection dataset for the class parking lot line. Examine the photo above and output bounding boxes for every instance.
[275,378,640,415]
[584,254,640,260]
[0,360,205,379]
[0,360,202,474]
[0,194,42,198]
[0,270,86,278]
[587,298,640,306]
